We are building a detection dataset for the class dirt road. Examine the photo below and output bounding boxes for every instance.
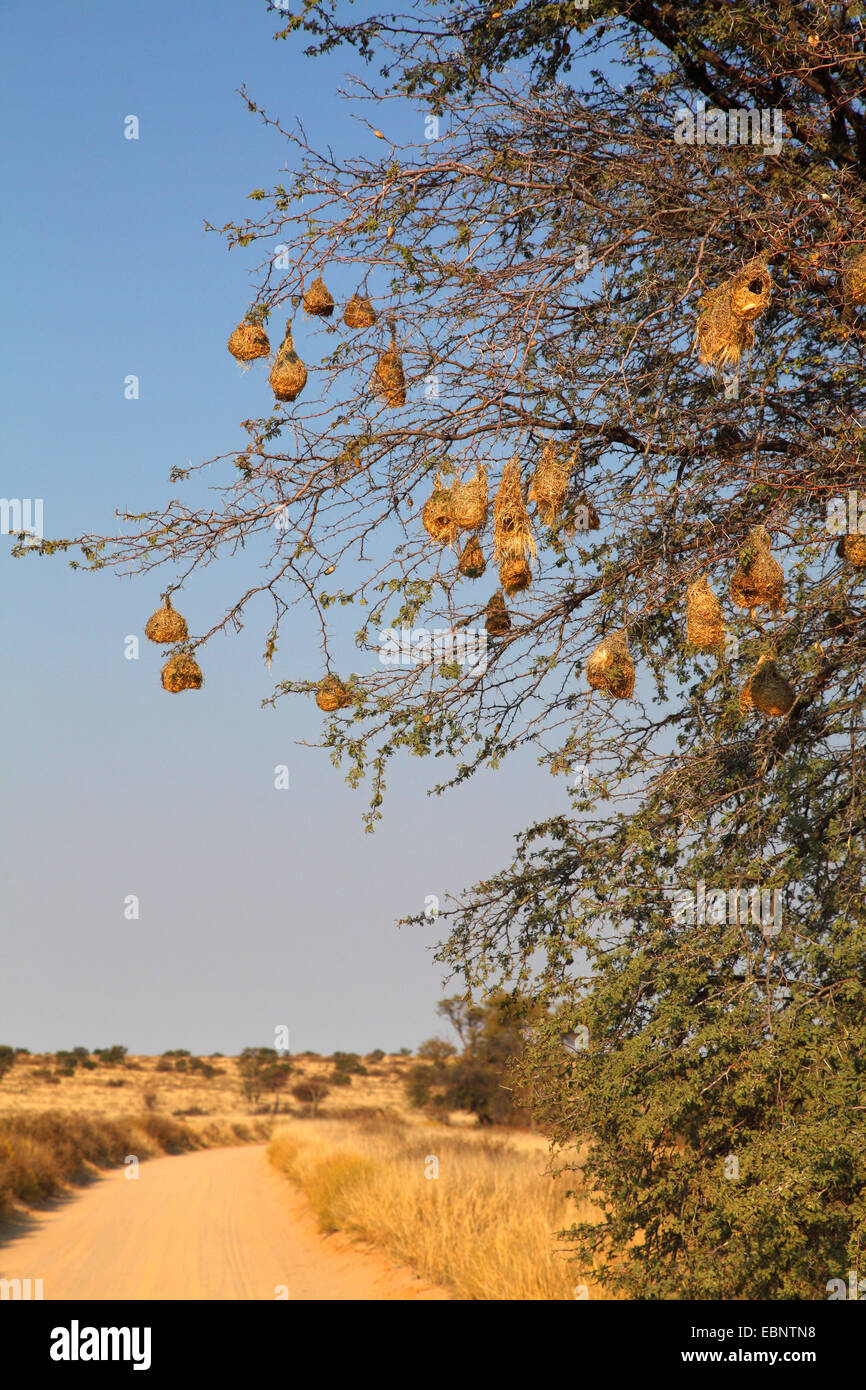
[0,1145,448,1300]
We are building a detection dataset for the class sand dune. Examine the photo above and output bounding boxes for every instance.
[0,1144,448,1301]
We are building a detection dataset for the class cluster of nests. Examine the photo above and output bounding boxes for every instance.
[420,444,599,625]
[695,249,866,371]
[585,521,864,715]
[144,599,202,693]
[227,273,406,409]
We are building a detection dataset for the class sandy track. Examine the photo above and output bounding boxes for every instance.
[0,1145,448,1301]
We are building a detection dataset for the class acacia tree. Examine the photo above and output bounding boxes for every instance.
[26,1,866,1296]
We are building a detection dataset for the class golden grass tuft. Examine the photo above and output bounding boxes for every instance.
[268,1118,604,1300]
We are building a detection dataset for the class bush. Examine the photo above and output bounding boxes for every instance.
[332,1052,367,1076]
[81,1059,97,1071]
[330,1070,352,1086]
[155,1058,173,1073]
[367,1049,386,1063]
[93,1046,127,1065]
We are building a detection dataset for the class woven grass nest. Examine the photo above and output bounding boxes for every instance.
[729,525,785,618]
[696,256,772,370]
[303,275,335,318]
[457,536,486,578]
[586,629,634,700]
[422,474,459,547]
[161,652,203,694]
[451,465,488,532]
[145,597,188,644]
[227,320,270,363]
[485,590,511,636]
[685,575,725,652]
[315,675,353,712]
[740,655,795,719]
[843,250,866,308]
[343,294,378,329]
[372,325,406,407]
[499,554,531,596]
[494,457,536,563]
[838,534,866,568]
[270,323,308,402]
[528,442,578,527]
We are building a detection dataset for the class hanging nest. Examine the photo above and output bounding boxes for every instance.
[303,274,334,318]
[227,319,270,363]
[838,534,866,568]
[269,323,308,402]
[161,652,203,694]
[499,554,531,595]
[685,575,725,652]
[493,457,536,563]
[371,348,406,407]
[450,465,488,532]
[586,629,634,700]
[315,675,353,712]
[145,597,188,644]
[746,655,796,718]
[343,293,378,329]
[485,589,511,636]
[696,256,772,370]
[422,474,458,547]
[528,442,577,526]
[843,250,866,308]
[729,525,785,618]
[457,535,486,578]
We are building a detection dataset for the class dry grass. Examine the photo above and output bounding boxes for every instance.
[0,1052,417,1124]
[268,1115,605,1301]
[0,1111,200,1216]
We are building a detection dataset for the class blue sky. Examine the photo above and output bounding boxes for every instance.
[0,0,572,1055]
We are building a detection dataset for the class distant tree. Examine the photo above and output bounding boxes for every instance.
[261,1060,294,1113]
[332,1051,368,1076]
[93,1045,127,1065]
[291,1077,330,1115]
[0,1046,17,1083]
[238,1046,279,1107]
[416,1038,457,1063]
[367,1049,386,1063]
